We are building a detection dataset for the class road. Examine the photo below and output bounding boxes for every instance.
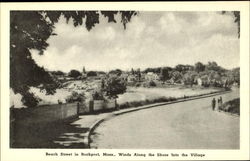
[90,90,239,149]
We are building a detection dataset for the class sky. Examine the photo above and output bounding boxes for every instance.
[31,11,240,73]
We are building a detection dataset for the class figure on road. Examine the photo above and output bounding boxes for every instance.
[220,96,223,104]
[212,98,216,110]
[218,96,223,110]
[217,98,220,110]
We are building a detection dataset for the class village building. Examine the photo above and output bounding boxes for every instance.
[120,73,129,81]
[145,72,159,81]
[127,74,137,83]
[197,78,203,86]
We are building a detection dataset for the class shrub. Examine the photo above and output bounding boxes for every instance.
[21,92,41,107]
[221,98,240,115]
[149,80,156,87]
[104,76,127,99]
[135,82,141,87]
[66,91,85,103]
[92,91,104,100]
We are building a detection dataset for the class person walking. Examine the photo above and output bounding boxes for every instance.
[217,98,220,110]
[212,98,216,110]
[218,96,223,110]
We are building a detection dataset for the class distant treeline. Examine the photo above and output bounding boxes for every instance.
[50,61,240,87]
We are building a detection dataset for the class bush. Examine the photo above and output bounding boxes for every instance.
[135,82,141,87]
[66,91,85,103]
[149,80,156,87]
[21,92,41,107]
[92,91,104,100]
[221,98,240,115]
[104,76,127,99]
[68,70,81,78]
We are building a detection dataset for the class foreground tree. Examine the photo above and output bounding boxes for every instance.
[10,11,137,107]
[222,11,240,38]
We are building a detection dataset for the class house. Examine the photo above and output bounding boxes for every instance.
[127,74,137,83]
[197,78,202,86]
[145,72,159,81]
[120,73,129,81]
[196,75,211,87]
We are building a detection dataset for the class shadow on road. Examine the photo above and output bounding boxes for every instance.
[11,117,89,148]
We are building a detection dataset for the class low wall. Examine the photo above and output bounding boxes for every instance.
[93,100,104,111]
[11,103,78,125]
[78,99,116,114]
[10,103,78,148]
[78,102,90,114]
[104,99,116,110]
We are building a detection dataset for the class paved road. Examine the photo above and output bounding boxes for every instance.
[90,90,239,149]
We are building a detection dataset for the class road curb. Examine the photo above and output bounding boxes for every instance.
[216,109,239,117]
[87,114,115,148]
[86,118,105,148]
[113,90,231,116]
[87,90,231,148]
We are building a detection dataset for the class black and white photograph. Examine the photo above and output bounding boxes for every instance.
[1,2,250,161]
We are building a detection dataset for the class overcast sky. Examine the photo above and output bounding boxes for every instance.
[31,11,239,72]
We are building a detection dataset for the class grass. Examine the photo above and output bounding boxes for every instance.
[118,96,181,109]
[118,89,227,110]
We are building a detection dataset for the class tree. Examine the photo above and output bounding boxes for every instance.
[183,71,198,86]
[175,64,184,73]
[109,69,122,76]
[229,67,240,85]
[51,70,64,76]
[175,64,191,74]
[206,61,221,71]
[233,11,240,38]
[68,70,81,78]
[195,62,205,73]
[87,71,97,77]
[170,71,183,83]
[222,11,240,38]
[10,11,137,107]
[137,68,141,81]
[144,67,162,74]
[131,68,135,75]
[160,67,170,82]
[104,76,127,99]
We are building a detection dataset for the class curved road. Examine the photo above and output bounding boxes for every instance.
[90,90,239,149]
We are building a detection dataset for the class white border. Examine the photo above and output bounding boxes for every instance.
[1,2,249,161]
